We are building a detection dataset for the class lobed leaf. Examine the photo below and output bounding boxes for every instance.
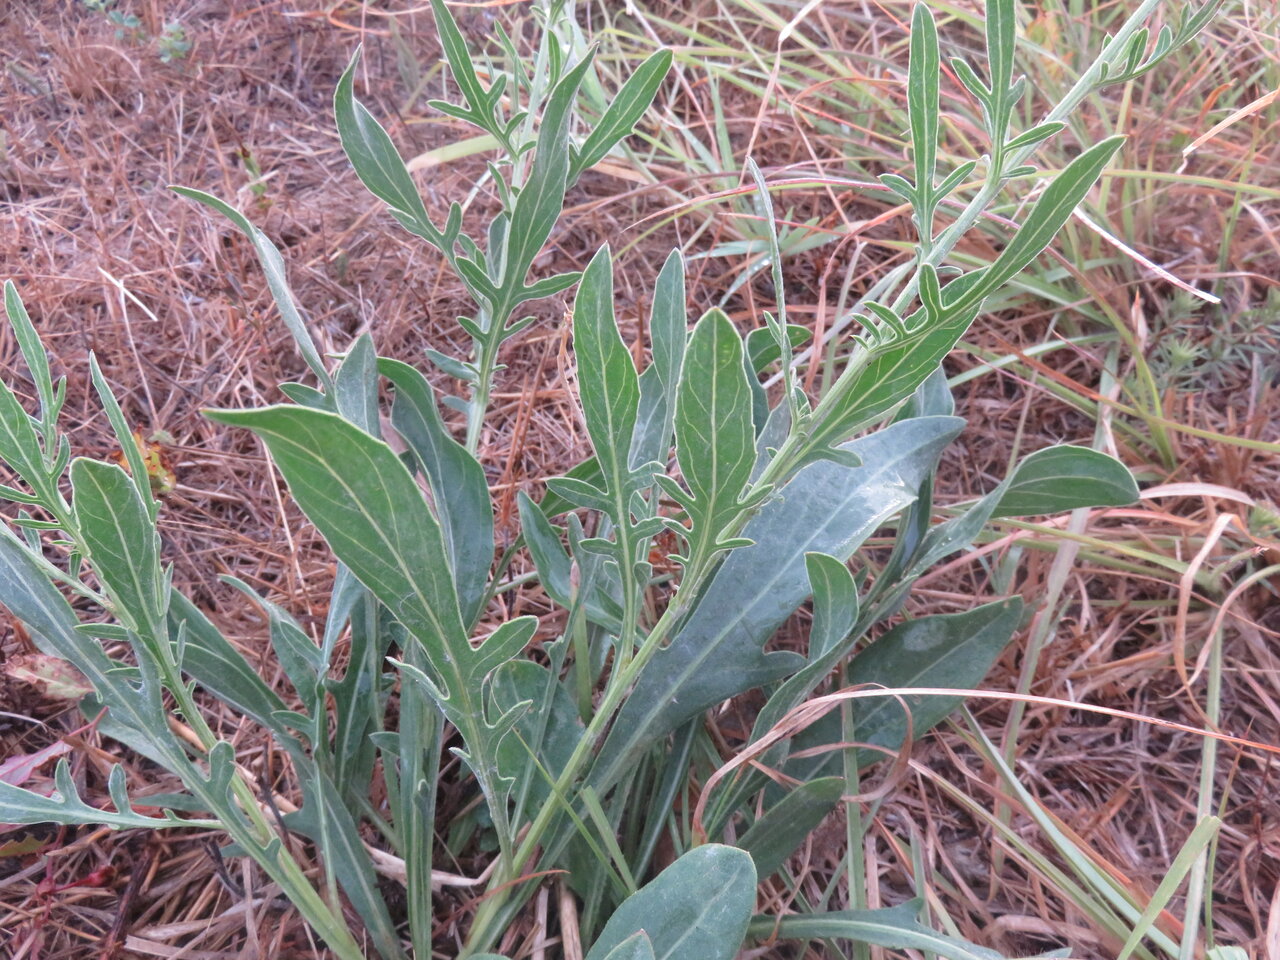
[592,416,964,794]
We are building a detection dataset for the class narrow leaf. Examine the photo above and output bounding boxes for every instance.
[748,901,1002,960]
[630,250,687,470]
[592,416,964,793]
[574,246,641,513]
[571,49,673,183]
[737,777,844,878]
[335,48,437,243]
[951,136,1126,311]
[172,187,333,390]
[380,358,494,626]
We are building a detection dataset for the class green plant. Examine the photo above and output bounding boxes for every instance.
[157,22,191,63]
[80,1,191,61]
[1,0,1224,957]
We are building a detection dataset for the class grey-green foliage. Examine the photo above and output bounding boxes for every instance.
[0,1,1221,958]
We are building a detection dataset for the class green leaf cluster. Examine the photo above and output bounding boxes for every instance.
[0,1,1219,957]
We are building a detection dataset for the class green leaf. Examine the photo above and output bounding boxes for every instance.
[630,250,687,470]
[747,901,1002,960]
[597,933,655,960]
[907,3,940,229]
[205,405,467,668]
[172,187,333,391]
[573,246,642,515]
[788,597,1023,781]
[290,771,408,960]
[585,845,756,960]
[0,761,204,831]
[492,660,582,819]
[5,281,58,433]
[429,0,502,138]
[334,334,379,435]
[0,373,48,497]
[504,55,595,300]
[737,777,844,878]
[592,416,963,794]
[70,458,166,638]
[224,578,325,721]
[672,309,755,560]
[335,48,438,245]
[168,590,294,744]
[802,306,980,479]
[380,358,494,626]
[517,492,622,633]
[986,0,1017,113]
[805,552,859,660]
[702,555,857,836]
[744,324,809,374]
[992,445,1138,518]
[571,49,673,183]
[950,136,1126,311]
[1004,120,1066,153]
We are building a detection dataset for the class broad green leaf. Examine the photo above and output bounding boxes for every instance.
[992,445,1138,518]
[381,358,494,626]
[205,405,467,670]
[630,250,686,470]
[335,49,437,243]
[585,845,756,960]
[747,901,1002,960]
[207,405,524,849]
[172,188,332,390]
[592,416,964,794]
[572,49,673,183]
[670,309,754,560]
[70,458,166,638]
[737,777,844,878]
[787,597,1023,782]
